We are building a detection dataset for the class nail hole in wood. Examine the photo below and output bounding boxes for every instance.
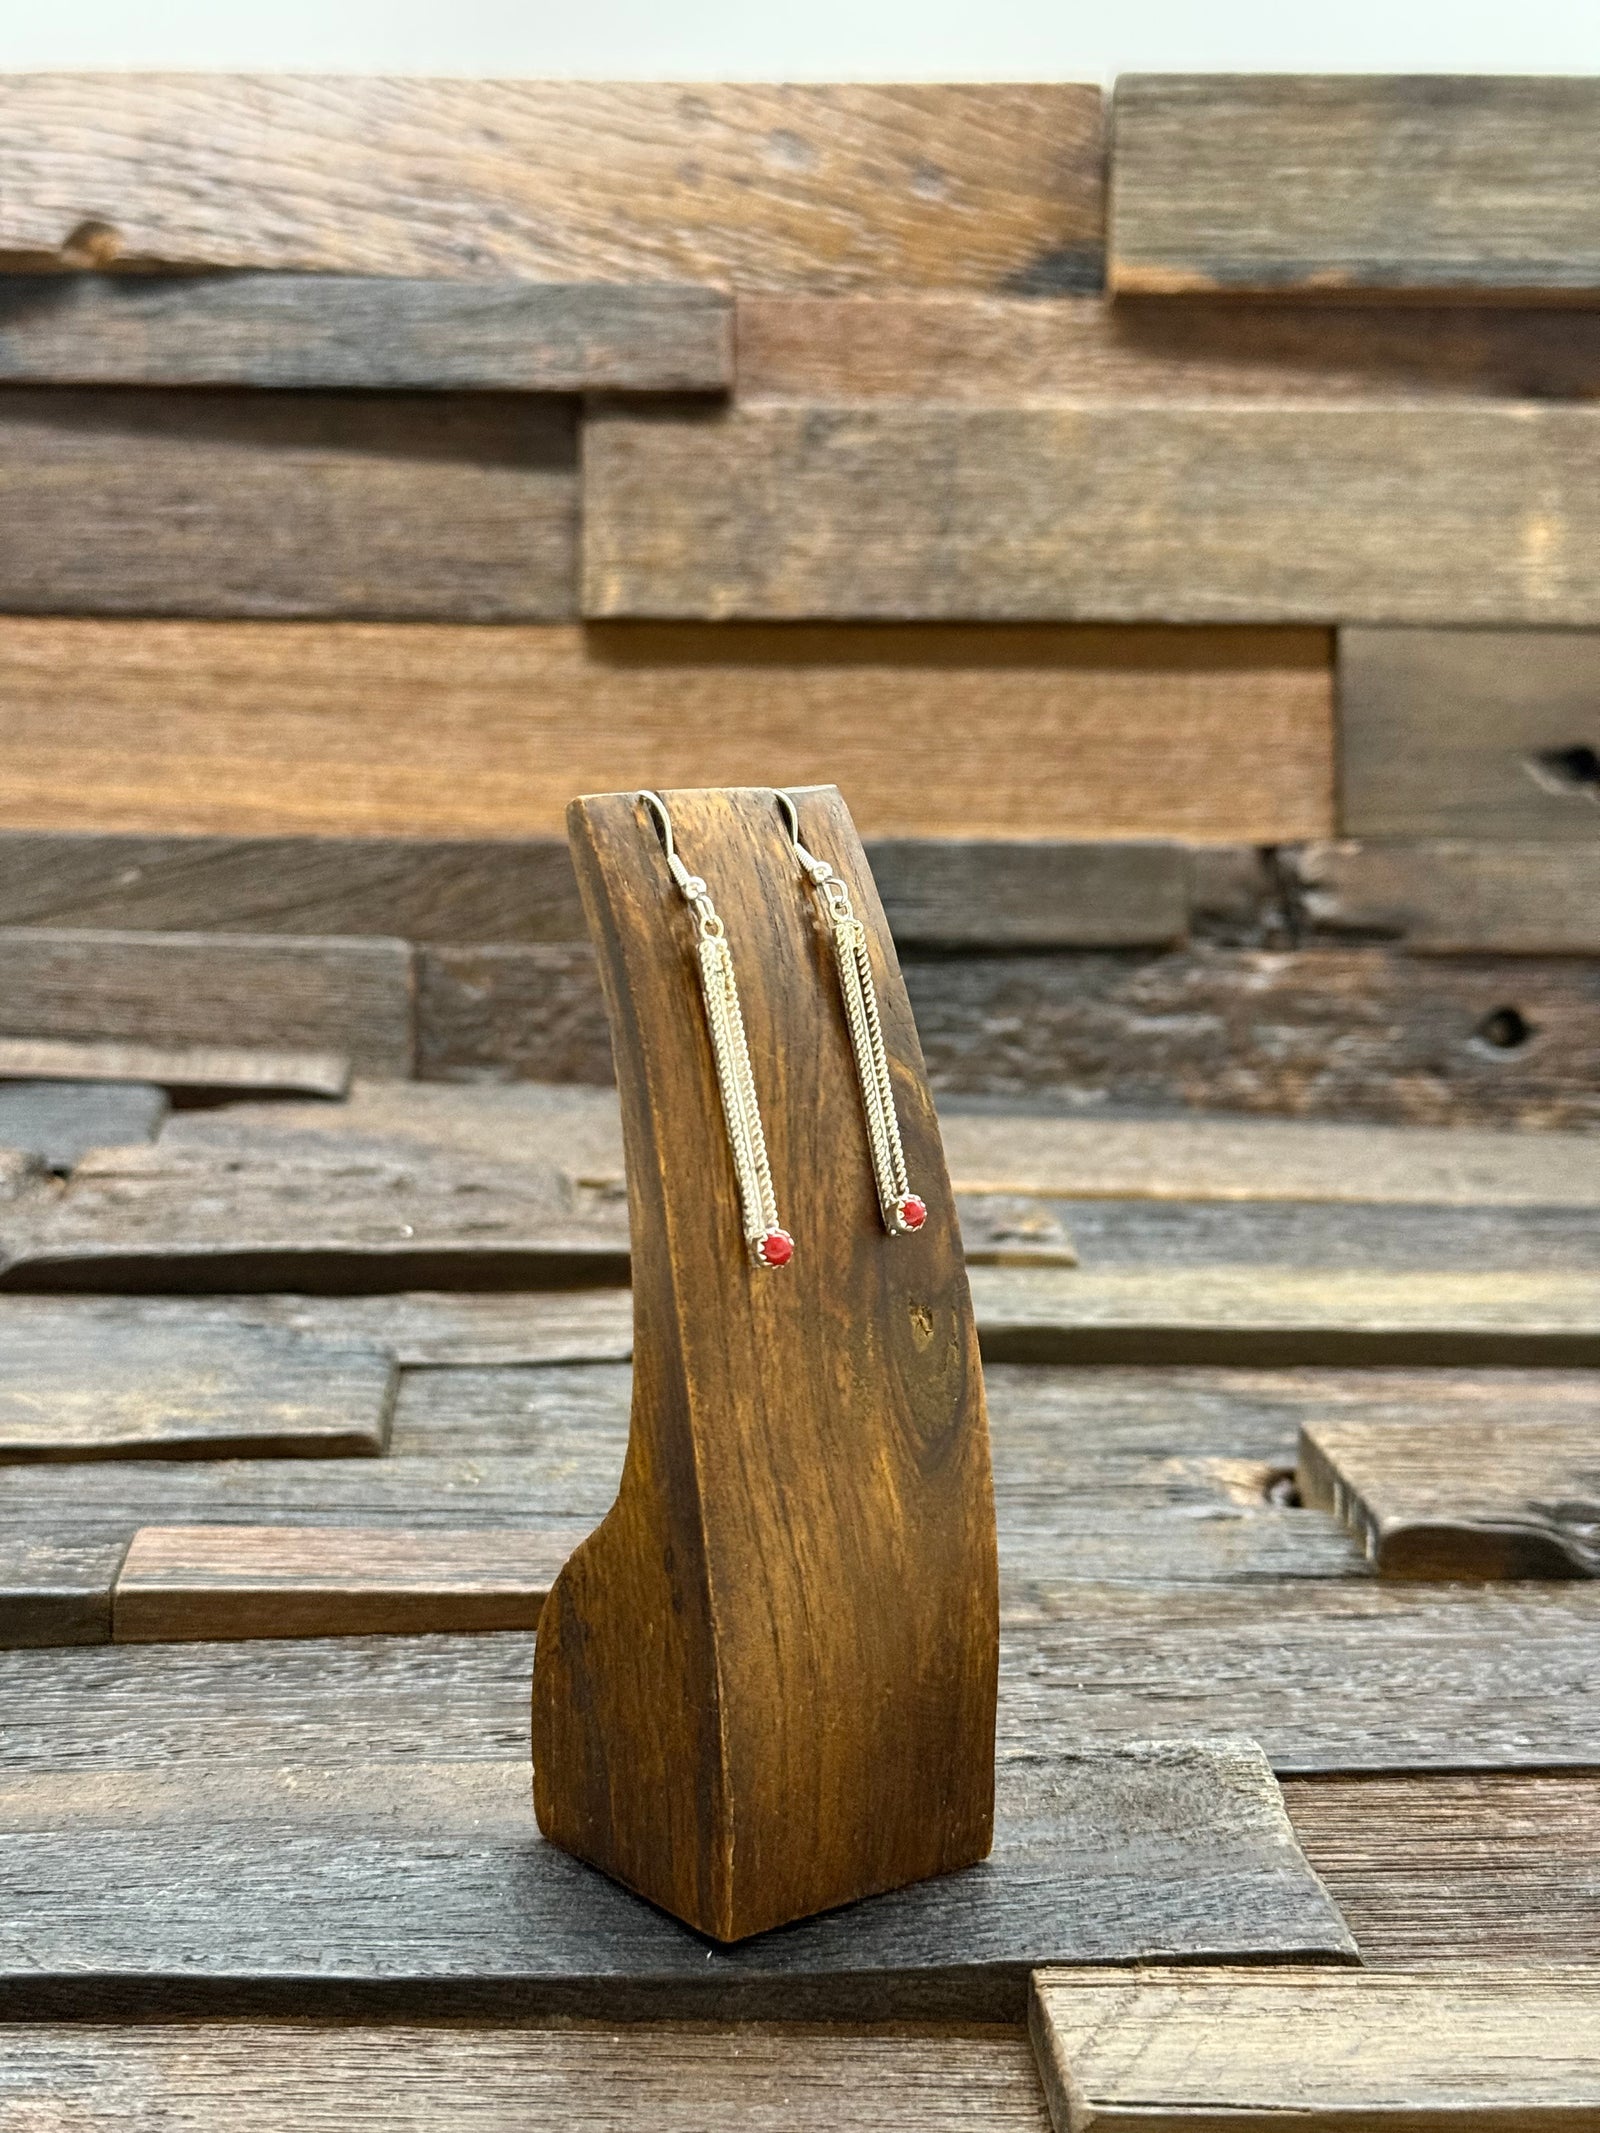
[1475,1006,1535,1051]
[1264,1468,1303,1509]
[1524,743,1600,798]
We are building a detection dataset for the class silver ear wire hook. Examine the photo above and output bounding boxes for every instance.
[640,790,721,937]
[775,789,836,890]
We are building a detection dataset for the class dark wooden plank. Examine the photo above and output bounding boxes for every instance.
[0,1038,350,1097]
[417,944,613,1084]
[0,1531,124,1647]
[0,390,575,620]
[1284,1772,1600,1964]
[1300,1415,1600,1578]
[0,1081,166,1170]
[868,841,1189,948]
[0,929,412,1077]
[583,401,1600,626]
[0,1742,1351,2018]
[0,1317,396,1461]
[0,2022,1056,2133]
[1295,841,1600,954]
[1340,630,1600,841]
[1110,75,1600,299]
[113,1526,587,1640]
[0,79,1104,293]
[0,275,731,391]
[0,618,1334,845]
[909,947,1600,1130]
[1030,1967,1600,2132]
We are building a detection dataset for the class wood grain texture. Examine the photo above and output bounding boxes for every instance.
[584,400,1600,626]
[0,1080,166,1170]
[0,79,1104,292]
[0,1317,396,1461]
[1285,1772,1600,1965]
[0,1530,126,1647]
[534,787,996,1941]
[1340,630,1600,841]
[0,929,412,1077]
[0,391,575,621]
[0,619,1334,843]
[1111,74,1600,298]
[1295,841,1600,954]
[0,2021,1056,2133]
[0,1745,1351,2019]
[0,1037,351,1097]
[113,1526,586,1641]
[909,946,1600,1129]
[0,274,731,391]
[416,944,615,1084]
[1300,1415,1600,1579]
[1030,1967,1600,2133]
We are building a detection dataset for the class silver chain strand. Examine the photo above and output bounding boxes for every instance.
[640,792,790,1267]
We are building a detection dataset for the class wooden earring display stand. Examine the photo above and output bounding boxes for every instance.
[532,786,998,1943]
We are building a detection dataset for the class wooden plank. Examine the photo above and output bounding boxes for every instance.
[583,401,1600,627]
[0,1743,1352,2018]
[1300,1415,1600,1578]
[0,1081,166,1170]
[1284,1772,1600,1965]
[0,2022,1056,2133]
[0,275,731,391]
[0,1317,396,1461]
[0,1531,125,1647]
[0,930,412,1077]
[869,841,1189,948]
[909,947,1600,1130]
[0,618,1334,844]
[0,1037,350,1098]
[417,944,614,1084]
[1296,841,1600,954]
[113,1526,587,1640]
[0,79,1104,293]
[1030,1967,1600,2133]
[1110,74,1600,298]
[0,390,575,621]
[1340,630,1600,841]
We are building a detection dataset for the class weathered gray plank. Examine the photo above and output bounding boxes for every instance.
[1030,1966,1600,2133]
[0,1743,1351,2017]
[0,931,412,1077]
[868,841,1189,948]
[1295,841,1600,954]
[0,275,731,391]
[583,401,1600,626]
[0,1081,166,1170]
[416,944,614,1084]
[0,1531,125,1646]
[0,390,576,620]
[1340,630,1600,841]
[0,1037,351,1097]
[0,1317,396,1461]
[0,78,1104,293]
[910,947,1600,1130]
[1110,75,1600,298]
[1300,1415,1600,1578]
[0,2021,1056,2133]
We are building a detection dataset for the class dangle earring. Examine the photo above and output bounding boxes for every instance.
[639,792,793,1270]
[776,792,927,1238]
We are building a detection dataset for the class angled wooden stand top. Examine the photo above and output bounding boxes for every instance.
[532,785,997,1942]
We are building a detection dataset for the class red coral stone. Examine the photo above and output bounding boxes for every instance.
[898,1195,928,1231]
[758,1228,794,1267]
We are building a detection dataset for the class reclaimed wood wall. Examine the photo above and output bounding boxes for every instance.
[0,73,1595,1126]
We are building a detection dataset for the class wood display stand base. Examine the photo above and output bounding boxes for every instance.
[532,786,998,1942]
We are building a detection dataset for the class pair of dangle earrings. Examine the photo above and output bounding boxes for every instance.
[640,790,928,1270]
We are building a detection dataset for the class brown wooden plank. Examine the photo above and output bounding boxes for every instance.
[1284,1771,1600,1965]
[0,275,731,391]
[909,946,1600,1130]
[0,1038,351,1097]
[0,390,575,622]
[1300,1415,1600,1578]
[0,1531,125,1647]
[0,1316,395,1461]
[0,2021,1056,2133]
[0,619,1334,843]
[1030,1967,1600,2133]
[0,1081,166,1170]
[585,401,1600,627]
[1295,841,1600,954]
[855,841,1190,948]
[0,930,412,1077]
[417,944,614,1084]
[1110,74,1600,299]
[113,1526,587,1640]
[0,79,1103,293]
[1340,630,1600,841]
